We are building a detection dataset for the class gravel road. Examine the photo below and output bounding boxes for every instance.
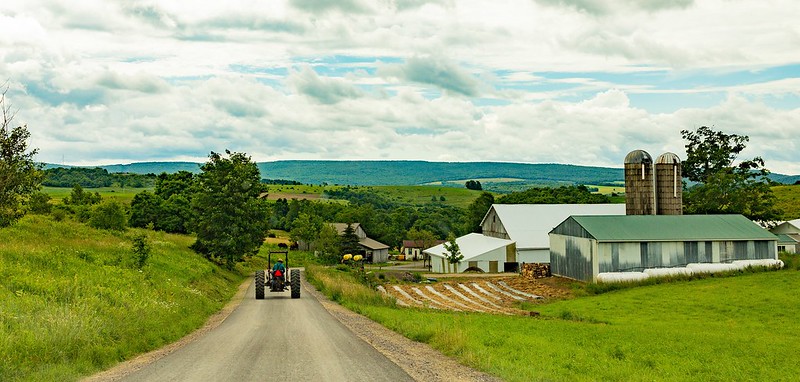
[86,272,499,382]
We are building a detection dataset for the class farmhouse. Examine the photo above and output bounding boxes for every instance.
[423,233,515,273]
[770,219,800,240]
[401,239,445,260]
[549,214,779,282]
[330,223,390,263]
[481,204,625,263]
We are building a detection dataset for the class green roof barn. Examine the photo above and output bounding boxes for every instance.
[549,215,778,282]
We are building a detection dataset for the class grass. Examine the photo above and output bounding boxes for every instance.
[772,184,800,220]
[371,185,488,208]
[0,215,256,381]
[42,186,152,205]
[307,265,800,381]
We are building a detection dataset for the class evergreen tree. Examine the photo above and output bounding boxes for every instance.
[340,222,362,256]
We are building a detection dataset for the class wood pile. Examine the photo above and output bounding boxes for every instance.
[521,263,551,279]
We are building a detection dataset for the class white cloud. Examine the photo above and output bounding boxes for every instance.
[0,0,798,174]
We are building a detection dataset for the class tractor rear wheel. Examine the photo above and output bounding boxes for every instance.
[255,270,265,300]
[291,269,300,299]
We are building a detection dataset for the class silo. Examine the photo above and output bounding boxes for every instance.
[624,150,655,215]
[655,152,683,215]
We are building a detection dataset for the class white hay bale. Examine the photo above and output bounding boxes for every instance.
[732,259,784,269]
[596,272,649,283]
[643,267,693,278]
[686,263,738,273]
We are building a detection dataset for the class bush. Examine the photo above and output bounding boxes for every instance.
[131,233,150,269]
[780,252,800,271]
[27,192,52,214]
[89,200,127,231]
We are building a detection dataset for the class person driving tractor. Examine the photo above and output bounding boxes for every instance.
[271,259,286,289]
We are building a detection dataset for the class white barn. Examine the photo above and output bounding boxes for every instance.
[423,233,515,273]
[480,204,625,263]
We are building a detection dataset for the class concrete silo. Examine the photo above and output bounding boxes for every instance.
[624,150,655,215]
[655,152,683,215]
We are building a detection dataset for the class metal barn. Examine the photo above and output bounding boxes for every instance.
[549,214,778,282]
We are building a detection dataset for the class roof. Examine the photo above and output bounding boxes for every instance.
[558,215,778,242]
[775,219,800,231]
[330,223,361,235]
[423,233,514,261]
[359,237,389,250]
[776,234,798,244]
[482,204,625,249]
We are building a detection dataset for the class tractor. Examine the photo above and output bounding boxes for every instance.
[255,250,300,299]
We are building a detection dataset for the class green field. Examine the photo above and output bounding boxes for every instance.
[0,215,263,381]
[42,186,152,204]
[773,185,800,220]
[308,265,800,381]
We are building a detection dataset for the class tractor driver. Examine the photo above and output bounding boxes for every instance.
[271,259,286,289]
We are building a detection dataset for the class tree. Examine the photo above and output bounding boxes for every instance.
[290,212,322,250]
[443,233,463,273]
[63,184,101,206]
[407,227,438,266]
[0,85,43,227]
[340,222,362,256]
[681,126,782,223]
[465,180,482,190]
[190,150,269,268]
[315,224,341,264]
[89,200,127,231]
[465,192,494,233]
[129,191,163,228]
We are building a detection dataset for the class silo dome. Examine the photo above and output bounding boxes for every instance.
[656,152,681,164]
[625,150,652,164]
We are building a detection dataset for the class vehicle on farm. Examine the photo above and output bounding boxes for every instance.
[255,251,300,299]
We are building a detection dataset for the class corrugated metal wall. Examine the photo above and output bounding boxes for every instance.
[550,234,594,282]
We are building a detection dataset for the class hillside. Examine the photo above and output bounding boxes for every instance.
[44,160,799,188]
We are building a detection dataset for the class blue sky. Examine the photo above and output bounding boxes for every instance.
[1,0,799,174]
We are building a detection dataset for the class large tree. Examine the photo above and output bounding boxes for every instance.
[465,192,494,233]
[0,85,42,227]
[681,126,782,223]
[191,150,269,268]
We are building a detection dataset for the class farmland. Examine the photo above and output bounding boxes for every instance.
[308,264,800,382]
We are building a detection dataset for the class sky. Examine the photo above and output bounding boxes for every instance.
[1,0,799,174]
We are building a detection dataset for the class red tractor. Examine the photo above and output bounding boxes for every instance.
[255,251,300,299]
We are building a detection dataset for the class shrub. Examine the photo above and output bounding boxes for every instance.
[89,200,127,231]
[131,233,150,269]
[27,192,52,214]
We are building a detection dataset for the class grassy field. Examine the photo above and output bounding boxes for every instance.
[42,186,152,205]
[307,265,800,381]
[371,185,488,208]
[0,215,267,381]
[772,185,800,220]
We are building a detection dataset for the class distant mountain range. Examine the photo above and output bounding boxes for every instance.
[43,160,800,186]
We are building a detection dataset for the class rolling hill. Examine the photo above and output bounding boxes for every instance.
[43,160,798,187]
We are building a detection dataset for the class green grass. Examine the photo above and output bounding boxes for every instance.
[308,266,800,381]
[772,185,800,220]
[0,215,248,381]
[371,185,489,208]
[42,186,152,205]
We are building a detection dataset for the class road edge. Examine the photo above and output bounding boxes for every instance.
[81,277,252,382]
[302,274,501,382]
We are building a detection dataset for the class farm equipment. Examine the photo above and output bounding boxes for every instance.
[255,251,300,299]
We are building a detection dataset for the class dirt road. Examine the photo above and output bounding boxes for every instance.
[115,275,414,382]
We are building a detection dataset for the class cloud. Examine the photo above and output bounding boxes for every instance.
[533,0,694,16]
[289,66,363,104]
[289,0,371,14]
[380,56,481,97]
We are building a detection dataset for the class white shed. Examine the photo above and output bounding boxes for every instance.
[423,233,515,273]
[481,204,625,263]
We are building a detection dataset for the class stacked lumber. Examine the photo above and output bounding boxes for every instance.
[520,263,551,279]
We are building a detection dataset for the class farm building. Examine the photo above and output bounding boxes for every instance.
[401,239,446,260]
[330,223,390,263]
[423,233,515,273]
[481,204,625,263]
[549,214,778,282]
[770,219,800,240]
[776,234,798,254]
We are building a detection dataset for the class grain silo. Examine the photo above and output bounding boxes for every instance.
[655,152,683,215]
[624,150,655,215]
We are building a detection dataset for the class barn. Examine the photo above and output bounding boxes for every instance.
[480,204,625,263]
[423,233,515,273]
[549,214,778,282]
